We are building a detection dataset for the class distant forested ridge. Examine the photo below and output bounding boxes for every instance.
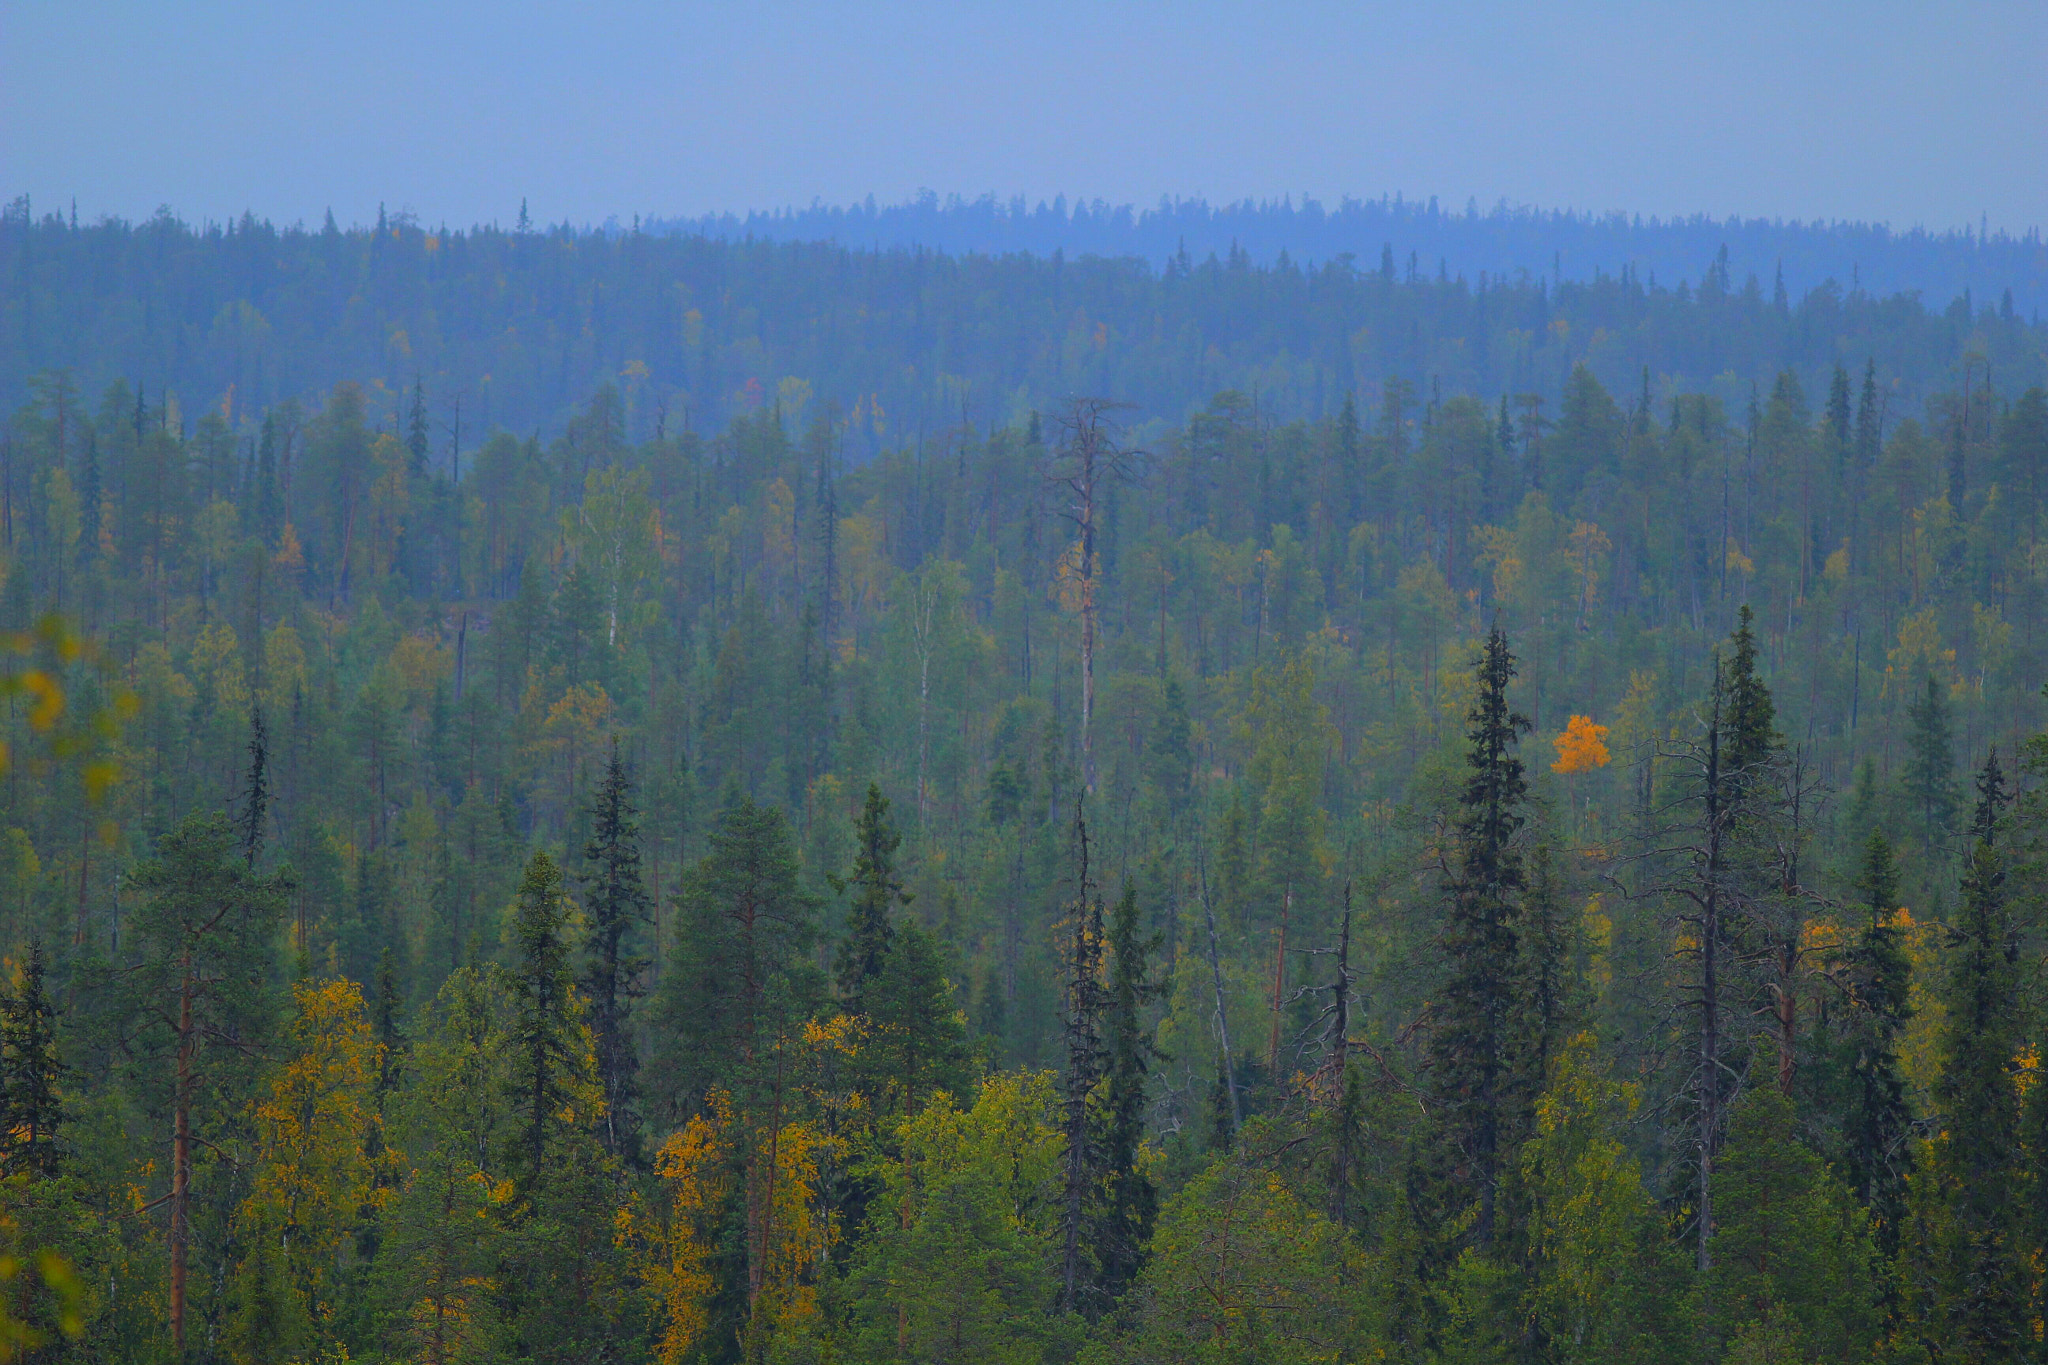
[3,195,2043,444]
[9,184,2048,1363]
[659,190,2048,314]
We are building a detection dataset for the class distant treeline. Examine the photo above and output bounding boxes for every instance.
[3,197,2044,445]
[652,192,2048,316]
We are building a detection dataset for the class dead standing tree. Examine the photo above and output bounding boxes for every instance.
[1048,398,1142,795]
[1604,667,1793,1284]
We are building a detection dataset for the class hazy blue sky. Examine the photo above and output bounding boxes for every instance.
[7,0,2043,233]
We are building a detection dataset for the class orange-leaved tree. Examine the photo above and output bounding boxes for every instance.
[1551,715,1611,774]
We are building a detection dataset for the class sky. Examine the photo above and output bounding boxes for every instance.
[6,0,2044,235]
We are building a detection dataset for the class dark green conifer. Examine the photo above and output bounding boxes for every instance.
[580,737,649,1159]
[1095,882,1165,1301]
[1904,674,1960,844]
[0,940,65,1176]
[1906,750,2026,1359]
[506,851,585,1196]
[1433,624,1529,1248]
[835,782,907,1010]
[1845,830,1913,1270]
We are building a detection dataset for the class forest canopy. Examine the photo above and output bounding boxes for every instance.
[2,208,2048,1364]
[4,198,2044,441]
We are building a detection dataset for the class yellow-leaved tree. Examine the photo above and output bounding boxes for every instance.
[229,977,386,1363]
[643,1086,839,1365]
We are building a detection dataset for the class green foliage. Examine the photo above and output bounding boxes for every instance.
[1703,1087,1878,1362]
[504,850,592,1194]
[7,222,2048,1363]
[1430,626,1531,1249]
[1109,1144,1375,1364]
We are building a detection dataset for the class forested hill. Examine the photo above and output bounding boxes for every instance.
[657,192,2048,317]
[4,198,2044,441]
[3,300,2048,1358]
[10,184,2048,1361]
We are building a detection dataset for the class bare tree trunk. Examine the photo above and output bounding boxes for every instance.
[1197,849,1240,1130]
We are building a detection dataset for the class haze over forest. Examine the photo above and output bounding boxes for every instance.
[6,96,2048,1365]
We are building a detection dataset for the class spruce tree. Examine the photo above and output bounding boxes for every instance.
[580,737,649,1159]
[123,812,292,1357]
[1704,1088,1878,1361]
[1856,358,1883,468]
[1337,390,1362,520]
[1512,843,1576,1109]
[1433,624,1529,1248]
[1827,362,1854,471]
[1846,830,1914,1270]
[239,704,269,867]
[1721,604,1780,795]
[1903,674,1960,844]
[652,788,819,1121]
[406,376,430,475]
[505,851,586,1196]
[1057,803,1108,1314]
[0,940,65,1176]
[1095,882,1165,1301]
[1907,750,2026,1360]
[835,782,907,1010]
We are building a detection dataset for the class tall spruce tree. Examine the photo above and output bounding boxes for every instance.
[1057,803,1108,1314]
[505,851,587,1197]
[1904,674,1961,844]
[835,782,907,1010]
[1906,750,2026,1362]
[1094,882,1165,1302]
[239,704,269,867]
[1846,830,1914,1271]
[1721,604,1781,794]
[1433,624,1530,1248]
[580,737,649,1159]
[0,940,64,1176]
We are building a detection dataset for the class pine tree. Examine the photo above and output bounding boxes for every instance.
[580,736,649,1159]
[1433,624,1530,1248]
[1845,831,1914,1271]
[0,940,65,1176]
[123,812,293,1357]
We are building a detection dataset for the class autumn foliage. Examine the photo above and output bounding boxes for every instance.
[1551,714,1611,774]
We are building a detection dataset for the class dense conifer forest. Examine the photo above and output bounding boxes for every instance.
[4,204,2048,1362]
